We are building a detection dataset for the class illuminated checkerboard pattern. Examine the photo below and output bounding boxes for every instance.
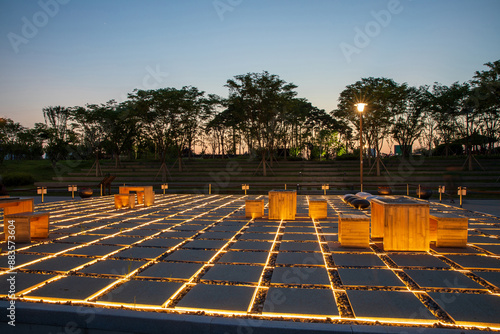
[1,194,499,330]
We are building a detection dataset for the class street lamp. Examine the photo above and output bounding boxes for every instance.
[355,103,367,192]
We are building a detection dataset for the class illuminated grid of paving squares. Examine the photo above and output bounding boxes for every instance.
[0,194,499,329]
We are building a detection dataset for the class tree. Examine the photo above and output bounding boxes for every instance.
[429,83,470,156]
[334,77,401,175]
[390,85,429,158]
[42,106,75,167]
[72,104,107,176]
[0,118,24,162]
[470,60,500,154]
[225,71,298,175]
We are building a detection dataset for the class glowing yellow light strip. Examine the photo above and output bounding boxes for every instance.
[247,208,282,313]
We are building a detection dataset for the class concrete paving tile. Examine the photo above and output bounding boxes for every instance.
[246,226,279,233]
[164,249,217,262]
[195,231,235,240]
[98,280,183,306]
[327,242,372,253]
[275,252,324,266]
[96,236,143,246]
[446,255,500,269]
[119,229,159,237]
[20,243,77,254]
[113,247,167,260]
[78,259,147,276]
[138,262,203,279]
[429,292,500,326]
[55,234,103,243]
[262,287,338,316]
[0,272,56,294]
[158,231,197,238]
[172,225,205,231]
[387,254,450,268]
[146,223,178,230]
[25,275,116,300]
[284,227,316,233]
[320,227,338,234]
[338,269,405,287]
[323,234,339,242]
[480,229,500,236]
[217,251,269,264]
[250,221,280,227]
[332,254,386,267]
[472,271,500,289]
[86,228,122,235]
[201,264,263,283]
[65,245,123,256]
[182,239,228,249]
[208,225,242,232]
[0,254,47,269]
[239,233,276,241]
[347,290,435,321]
[404,269,484,289]
[271,266,330,285]
[474,244,500,255]
[230,241,273,251]
[467,235,500,244]
[279,241,321,252]
[431,246,483,254]
[281,233,318,241]
[50,227,85,234]
[23,256,95,272]
[176,284,255,312]
[138,238,184,248]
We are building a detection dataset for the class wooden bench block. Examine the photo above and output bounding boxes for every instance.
[371,198,430,252]
[268,190,296,220]
[430,213,468,248]
[114,194,135,209]
[119,186,154,206]
[309,200,327,220]
[338,214,370,248]
[4,212,50,242]
[245,200,264,219]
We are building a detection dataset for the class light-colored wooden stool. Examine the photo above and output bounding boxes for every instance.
[245,199,264,219]
[430,213,468,248]
[308,200,327,220]
[114,194,135,209]
[338,214,370,248]
[4,212,50,242]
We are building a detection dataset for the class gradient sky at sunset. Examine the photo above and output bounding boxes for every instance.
[1,0,499,127]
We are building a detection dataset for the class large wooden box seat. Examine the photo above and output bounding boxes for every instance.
[114,194,135,209]
[4,212,50,242]
[309,200,327,220]
[119,186,154,206]
[371,198,430,252]
[338,214,370,248]
[429,213,468,248]
[268,190,296,220]
[245,199,264,219]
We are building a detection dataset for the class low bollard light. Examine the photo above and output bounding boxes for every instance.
[68,185,77,199]
[37,187,47,203]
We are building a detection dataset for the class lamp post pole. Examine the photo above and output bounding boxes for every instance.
[356,103,367,192]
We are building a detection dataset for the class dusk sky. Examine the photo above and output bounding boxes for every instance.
[1,0,499,128]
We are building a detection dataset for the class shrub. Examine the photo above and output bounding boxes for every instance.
[2,173,35,187]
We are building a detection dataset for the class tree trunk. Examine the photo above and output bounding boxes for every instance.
[262,151,267,177]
